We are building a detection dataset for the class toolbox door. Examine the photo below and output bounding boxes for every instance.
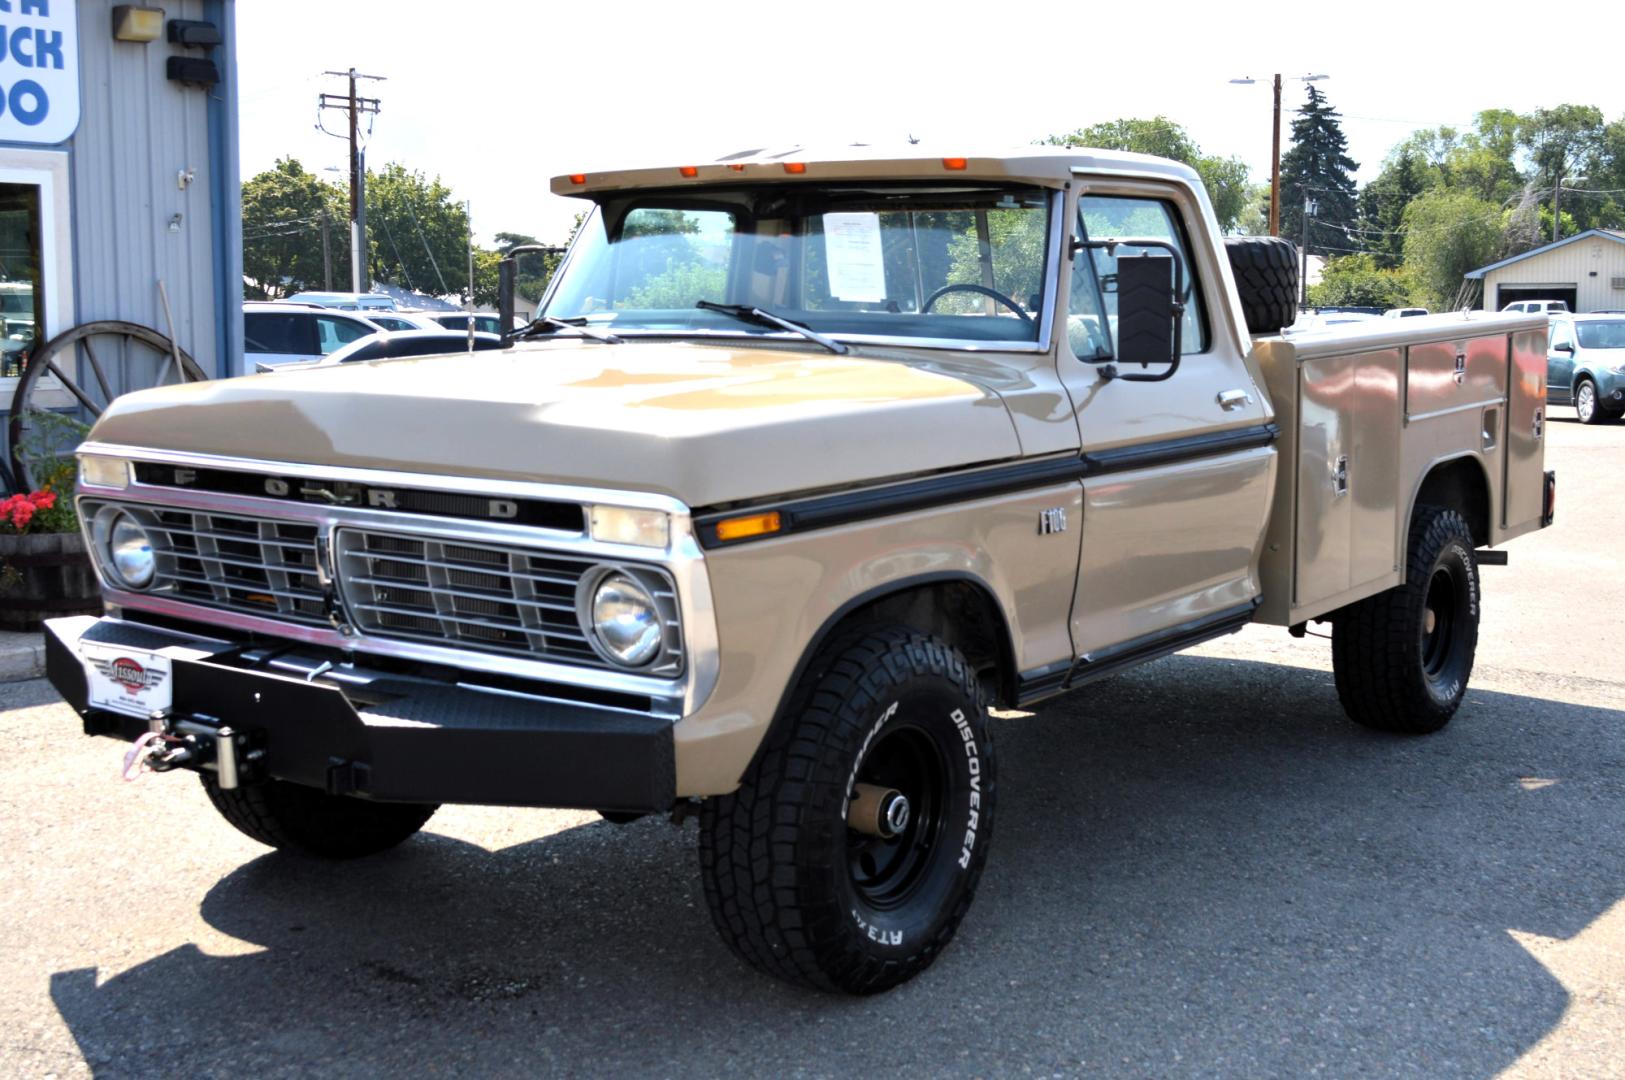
[1501,328,1547,536]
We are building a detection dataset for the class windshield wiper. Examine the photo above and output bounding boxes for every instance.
[511,315,624,345]
[695,301,849,355]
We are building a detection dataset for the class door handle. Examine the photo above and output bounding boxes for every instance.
[1217,389,1252,410]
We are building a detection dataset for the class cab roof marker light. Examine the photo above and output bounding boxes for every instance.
[679,166,699,178]
[568,173,587,185]
[727,164,747,172]
[782,162,807,175]
[942,157,969,170]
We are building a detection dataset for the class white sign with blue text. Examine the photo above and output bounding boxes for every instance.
[0,0,78,145]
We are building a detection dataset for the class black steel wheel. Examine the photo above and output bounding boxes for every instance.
[1331,504,1480,734]
[9,320,206,490]
[699,626,995,994]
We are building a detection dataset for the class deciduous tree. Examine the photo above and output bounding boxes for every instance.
[1044,117,1252,232]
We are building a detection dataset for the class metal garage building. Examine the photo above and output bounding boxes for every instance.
[2,0,239,489]
[1467,229,1625,313]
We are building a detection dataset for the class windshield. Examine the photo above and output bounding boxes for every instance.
[542,185,1055,346]
[1576,320,1625,350]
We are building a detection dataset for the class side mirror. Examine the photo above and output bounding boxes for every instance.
[496,244,566,345]
[1553,342,1574,355]
[1072,237,1185,382]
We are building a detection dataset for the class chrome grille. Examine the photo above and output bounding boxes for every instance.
[86,502,328,625]
[335,527,683,674]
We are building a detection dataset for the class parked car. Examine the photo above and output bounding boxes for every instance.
[424,311,503,335]
[1503,299,1569,315]
[1384,307,1429,318]
[1547,313,1625,424]
[1285,310,1383,334]
[361,312,440,333]
[257,331,507,373]
[241,302,381,373]
[285,290,400,312]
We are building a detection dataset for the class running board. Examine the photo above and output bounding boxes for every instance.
[1015,600,1259,708]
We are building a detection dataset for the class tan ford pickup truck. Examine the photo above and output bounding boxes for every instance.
[46,146,1555,994]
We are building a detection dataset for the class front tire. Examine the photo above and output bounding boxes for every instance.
[1331,505,1480,734]
[201,775,438,858]
[1575,378,1603,424]
[699,626,995,994]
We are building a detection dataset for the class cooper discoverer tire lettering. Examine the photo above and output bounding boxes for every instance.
[1331,505,1480,734]
[698,626,995,994]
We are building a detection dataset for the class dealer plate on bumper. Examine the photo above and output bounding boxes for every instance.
[80,640,173,719]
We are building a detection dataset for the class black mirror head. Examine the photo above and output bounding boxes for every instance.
[1116,255,1175,367]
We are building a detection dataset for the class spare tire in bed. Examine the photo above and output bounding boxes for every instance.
[1225,236,1299,335]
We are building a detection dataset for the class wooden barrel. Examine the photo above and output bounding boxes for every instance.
[0,532,102,630]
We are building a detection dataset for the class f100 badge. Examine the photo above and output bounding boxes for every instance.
[1038,507,1068,535]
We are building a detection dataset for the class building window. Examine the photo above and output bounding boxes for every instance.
[0,149,72,394]
[0,183,43,378]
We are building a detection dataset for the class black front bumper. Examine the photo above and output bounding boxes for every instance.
[46,616,676,812]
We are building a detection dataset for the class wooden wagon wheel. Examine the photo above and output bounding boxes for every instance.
[8,320,207,491]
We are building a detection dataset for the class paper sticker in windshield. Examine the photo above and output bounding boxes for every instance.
[824,212,886,302]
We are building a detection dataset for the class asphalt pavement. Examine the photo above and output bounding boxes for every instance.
[1,409,1620,1079]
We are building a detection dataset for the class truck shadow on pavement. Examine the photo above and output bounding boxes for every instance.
[49,653,1625,1078]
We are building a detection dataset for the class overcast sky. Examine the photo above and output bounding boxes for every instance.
[236,1,1622,246]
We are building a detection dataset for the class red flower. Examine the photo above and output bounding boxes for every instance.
[0,489,56,532]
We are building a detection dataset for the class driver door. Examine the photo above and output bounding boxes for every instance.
[1055,187,1276,671]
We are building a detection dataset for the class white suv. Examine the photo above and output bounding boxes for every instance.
[1501,299,1569,315]
[242,302,381,374]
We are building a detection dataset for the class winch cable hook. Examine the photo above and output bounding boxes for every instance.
[120,730,189,782]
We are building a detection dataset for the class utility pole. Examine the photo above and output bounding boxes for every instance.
[1553,176,1587,244]
[1301,196,1317,308]
[318,68,384,293]
[1228,74,1326,237]
[466,200,475,352]
[319,206,333,291]
[1270,74,1282,237]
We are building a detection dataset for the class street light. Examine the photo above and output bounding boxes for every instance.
[1554,176,1589,244]
[1229,73,1328,237]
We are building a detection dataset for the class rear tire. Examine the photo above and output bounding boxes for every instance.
[201,775,437,858]
[1224,236,1300,334]
[699,626,995,994]
[1331,505,1479,734]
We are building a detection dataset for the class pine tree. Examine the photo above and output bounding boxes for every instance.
[1279,86,1359,258]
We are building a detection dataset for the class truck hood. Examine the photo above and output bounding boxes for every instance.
[89,340,1024,508]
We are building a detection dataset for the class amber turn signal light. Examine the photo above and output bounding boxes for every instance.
[714,511,782,542]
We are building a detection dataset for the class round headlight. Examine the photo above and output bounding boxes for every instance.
[109,514,156,589]
[590,573,663,667]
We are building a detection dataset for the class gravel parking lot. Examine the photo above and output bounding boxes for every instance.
[2,410,1620,1079]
